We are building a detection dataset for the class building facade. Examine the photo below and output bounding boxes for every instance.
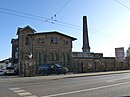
[11,39,18,68]
[11,16,130,76]
[11,25,77,76]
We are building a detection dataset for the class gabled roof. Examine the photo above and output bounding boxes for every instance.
[17,25,36,35]
[28,31,77,41]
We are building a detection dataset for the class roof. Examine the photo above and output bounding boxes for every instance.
[28,31,77,40]
[17,25,36,35]
[11,38,18,43]
[0,58,11,63]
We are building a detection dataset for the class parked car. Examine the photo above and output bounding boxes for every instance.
[38,64,68,75]
[0,70,5,76]
[5,67,15,75]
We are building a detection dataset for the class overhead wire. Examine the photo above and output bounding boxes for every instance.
[54,0,72,16]
[0,6,114,39]
[115,0,130,10]
[0,7,48,20]
[89,29,114,37]
[50,0,73,28]
[0,7,113,38]
[56,20,80,28]
[0,6,80,30]
[35,0,73,27]
[0,10,42,21]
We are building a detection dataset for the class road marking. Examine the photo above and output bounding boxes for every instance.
[18,92,32,96]
[25,95,38,97]
[42,81,130,97]
[9,87,38,97]
[107,77,130,82]
[9,87,20,90]
[14,89,25,93]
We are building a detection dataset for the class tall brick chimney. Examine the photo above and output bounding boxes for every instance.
[82,16,90,52]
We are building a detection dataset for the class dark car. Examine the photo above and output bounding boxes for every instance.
[38,64,68,75]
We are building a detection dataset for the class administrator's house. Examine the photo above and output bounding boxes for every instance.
[11,25,77,76]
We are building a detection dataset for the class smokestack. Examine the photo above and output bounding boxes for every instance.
[82,16,90,52]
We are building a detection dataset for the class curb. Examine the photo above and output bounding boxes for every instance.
[54,70,130,79]
[1,70,130,81]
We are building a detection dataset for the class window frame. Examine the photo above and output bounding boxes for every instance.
[38,38,45,43]
[50,37,58,44]
[25,37,30,45]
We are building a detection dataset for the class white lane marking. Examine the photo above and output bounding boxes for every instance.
[25,95,38,97]
[18,92,32,96]
[9,87,38,97]
[9,88,20,91]
[41,81,130,97]
[107,77,130,82]
[14,89,25,93]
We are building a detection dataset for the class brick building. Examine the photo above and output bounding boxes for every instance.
[11,16,130,76]
[11,25,76,76]
[11,39,18,68]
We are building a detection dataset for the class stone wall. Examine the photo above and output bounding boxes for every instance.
[71,57,130,73]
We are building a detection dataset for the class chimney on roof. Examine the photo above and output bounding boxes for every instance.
[82,16,90,52]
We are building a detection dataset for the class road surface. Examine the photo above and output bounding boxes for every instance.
[1,73,130,97]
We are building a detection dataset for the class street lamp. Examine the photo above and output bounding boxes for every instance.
[28,52,32,59]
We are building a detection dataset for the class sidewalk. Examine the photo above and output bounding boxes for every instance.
[30,70,130,80]
[51,70,130,80]
[1,70,130,80]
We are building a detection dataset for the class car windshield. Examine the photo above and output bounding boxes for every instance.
[38,64,49,69]
[55,64,62,68]
[6,67,14,69]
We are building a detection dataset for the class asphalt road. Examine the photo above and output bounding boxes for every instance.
[1,73,130,97]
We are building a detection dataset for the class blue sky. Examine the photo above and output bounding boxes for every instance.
[0,0,130,61]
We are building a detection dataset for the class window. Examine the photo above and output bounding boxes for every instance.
[15,46,18,59]
[61,53,69,65]
[50,37,58,44]
[15,51,18,59]
[36,52,46,65]
[25,37,30,45]
[63,40,65,45]
[38,38,45,43]
[66,41,68,45]
[49,53,53,61]
[53,53,57,60]
[49,52,58,61]
[63,40,69,45]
